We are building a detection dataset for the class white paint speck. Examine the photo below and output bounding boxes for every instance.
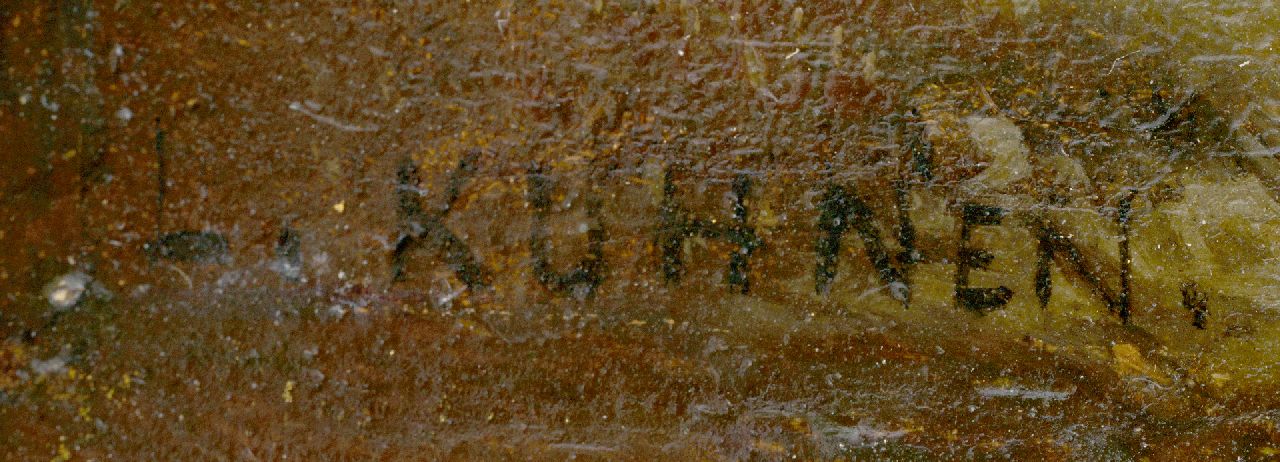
[43,271,91,311]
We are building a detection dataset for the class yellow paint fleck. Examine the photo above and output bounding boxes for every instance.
[458,319,493,338]
[333,201,346,213]
[282,380,295,403]
[787,417,810,434]
[52,443,71,462]
[1112,343,1171,386]
[752,439,787,454]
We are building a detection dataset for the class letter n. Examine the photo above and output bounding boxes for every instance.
[814,184,910,305]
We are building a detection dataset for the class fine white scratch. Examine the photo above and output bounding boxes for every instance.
[166,263,194,289]
[287,101,380,133]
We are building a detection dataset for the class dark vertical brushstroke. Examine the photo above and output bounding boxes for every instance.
[1117,190,1137,324]
[726,174,755,292]
[657,167,761,294]
[1181,282,1209,329]
[814,184,849,295]
[658,168,683,284]
[1034,222,1053,310]
[894,178,920,267]
[903,109,935,182]
[59,0,107,191]
[0,4,11,103]
[154,125,167,241]
[275,225,302,282]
